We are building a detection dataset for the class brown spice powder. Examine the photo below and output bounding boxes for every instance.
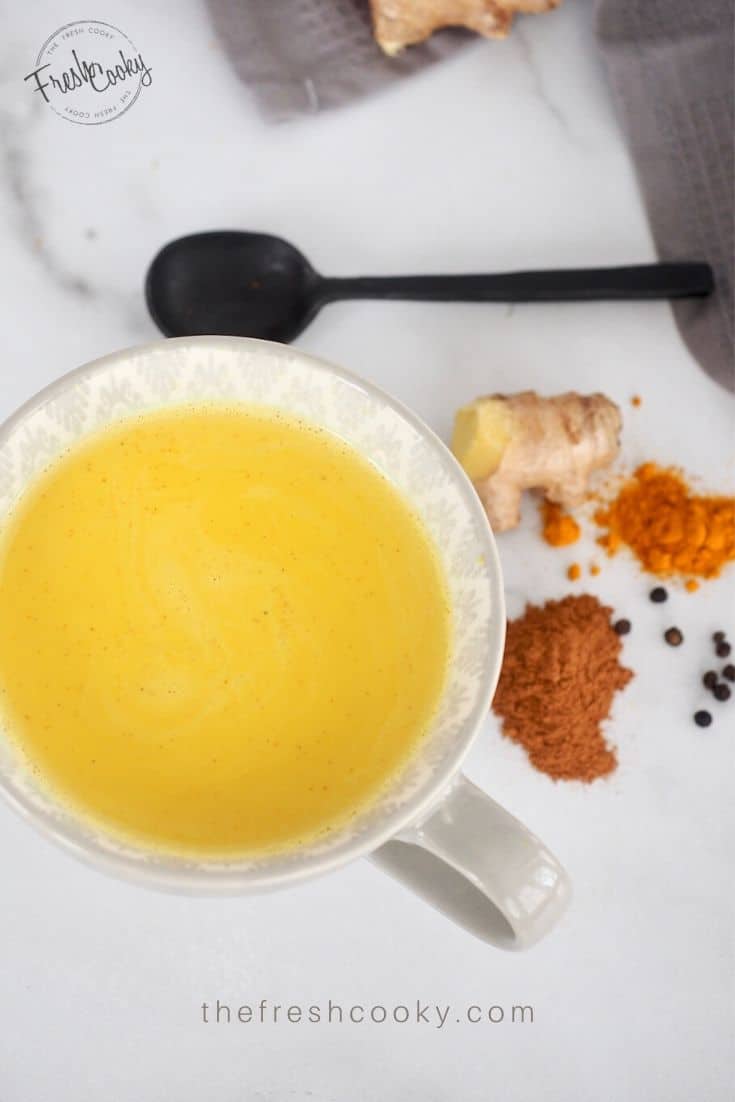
[493,594,633,781]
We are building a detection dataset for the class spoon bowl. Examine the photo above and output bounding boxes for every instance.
[146,232,322,342]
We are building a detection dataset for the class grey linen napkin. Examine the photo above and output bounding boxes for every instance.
[205,0,734,391]
[596,0,734,392]
[205,0,467,121]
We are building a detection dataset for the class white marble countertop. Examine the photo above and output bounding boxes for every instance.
[1,2,733,1100]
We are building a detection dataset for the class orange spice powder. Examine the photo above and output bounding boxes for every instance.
[541,501,581,547]
[595,463,735,579]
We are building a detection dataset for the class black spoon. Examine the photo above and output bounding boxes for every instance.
[145,231,714,343]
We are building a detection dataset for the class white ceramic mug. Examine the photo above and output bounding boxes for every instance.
[0,337,570,949]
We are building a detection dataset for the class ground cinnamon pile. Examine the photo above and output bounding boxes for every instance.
[595,463,735,579]
[493,594,633,781]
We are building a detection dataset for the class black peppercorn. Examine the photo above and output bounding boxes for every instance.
[664,627,683,647]
[716,641,732,658]
[650,586,668,603]
[703,671,718,690]
[694,710,712,727]
[713,683,731,702]
[713,631,726,644]
[613,619,631,636]
[723,664,735,683]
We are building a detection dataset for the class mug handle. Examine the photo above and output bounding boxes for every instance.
[370,774,571,949]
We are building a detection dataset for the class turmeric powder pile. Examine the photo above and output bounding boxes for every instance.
[541,502,580,547]
[595,463,735,579]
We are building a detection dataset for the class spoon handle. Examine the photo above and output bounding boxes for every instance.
[320,262,713,303]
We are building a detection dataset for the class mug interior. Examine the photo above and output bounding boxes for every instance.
[0,337,505,892]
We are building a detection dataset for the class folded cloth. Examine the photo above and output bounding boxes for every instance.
[206,0,467,122]
[596,0,734,392]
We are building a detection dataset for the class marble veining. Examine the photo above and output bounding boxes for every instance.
[0,101,94,299]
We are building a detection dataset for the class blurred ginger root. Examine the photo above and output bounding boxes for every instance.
[370,0,562,55]
[451,391,621,532]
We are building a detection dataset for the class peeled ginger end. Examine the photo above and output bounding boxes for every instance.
[451,399,514,481]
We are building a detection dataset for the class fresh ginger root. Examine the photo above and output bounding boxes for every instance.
[451,391,622,532]
[369,0,561,55]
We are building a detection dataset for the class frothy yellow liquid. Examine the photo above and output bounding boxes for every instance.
[0,406,450,857]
